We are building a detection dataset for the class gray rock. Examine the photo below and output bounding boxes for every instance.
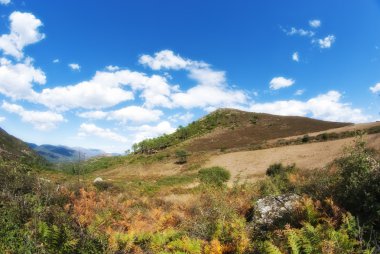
[254,193,300,225]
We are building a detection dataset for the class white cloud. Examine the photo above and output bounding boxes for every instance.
[53,59,59,63]
[250,91,369,123]
[309,19,321,28]
[2,101,65,130]
[284,27,315,37]
[105,65,120,71]
[36,76,134,110]
[129,121,176,143]
[78,123,128,143]
[292,52,299,62]
[139,50,248,110]
[68,63,80,71]
[269,77,295,90]
[0,116,5,122]
[294,89,305,96]
[139,50,199,70]
[370,83,380,94]
[78,106,163,123]
[0,0,11,5]
[0,12,45,59]
[0,57,45,99]
[313,35,336,49]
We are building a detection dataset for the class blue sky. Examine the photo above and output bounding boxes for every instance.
[0,0,379,153]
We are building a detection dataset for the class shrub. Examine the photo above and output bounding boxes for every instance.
[175,149,188,164]
[198,167,231,187]
[93,180,113,191]
[266,163,296,177]
[334,138,380,228]
[301,134,310,143]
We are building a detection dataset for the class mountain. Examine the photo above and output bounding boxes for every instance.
[0,127,46,167]
[27,144,106,163]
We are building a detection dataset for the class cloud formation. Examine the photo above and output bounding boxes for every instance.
[2,101,65,130]
[309,19,321,28]
[250,91,369,123]
[79,123,128,143]
[269,77,295,90]
[68,63,80,71]
[370,83,380,94]
[313,35,336,49]
[0,12,45,59]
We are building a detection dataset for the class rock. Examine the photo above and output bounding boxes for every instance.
[93,177,103,183]
[254,193,300,226]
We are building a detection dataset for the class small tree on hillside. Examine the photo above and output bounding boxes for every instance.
[175,149,188,164]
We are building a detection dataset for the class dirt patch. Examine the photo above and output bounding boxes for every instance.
[205,134,380,182]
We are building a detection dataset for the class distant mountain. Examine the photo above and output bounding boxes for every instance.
[0,127,47,167]
[27,143,107,163]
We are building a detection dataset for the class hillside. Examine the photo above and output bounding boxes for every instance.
[0,127,47,167]
[132,108,350,153]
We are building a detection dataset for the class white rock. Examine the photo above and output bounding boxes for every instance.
[93,177,103,183]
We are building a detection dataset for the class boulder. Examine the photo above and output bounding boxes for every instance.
[254,193,300,226]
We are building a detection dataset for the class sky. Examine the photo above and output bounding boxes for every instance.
[0,0,380,153]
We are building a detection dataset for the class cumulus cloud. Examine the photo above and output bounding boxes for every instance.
[250,91,369,123]
[139,50,248,110]
[53,59,59,63]
[0,57,45,99]
[129,121,176,144]
[68,63,80,71]
[0,0,11,5]
[2,101,65,130]
[313,35,336,49]
[292,52,299,62]
[309,19,321,28]
[370,83,380,94]
[78,106,163,123]
[0,12,45,59]
[269,77,295,90]
[79,123,128,143]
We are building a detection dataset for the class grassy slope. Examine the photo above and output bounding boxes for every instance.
[0,127,48,168]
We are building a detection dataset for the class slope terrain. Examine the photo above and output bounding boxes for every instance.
[0,127,47,167]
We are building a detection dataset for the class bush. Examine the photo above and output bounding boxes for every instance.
[301,134,310,143]
[175,149,188,164]
[334,138,380,229]
[93,180,113,191]
[198,167,231,187]
[266,163,295,177]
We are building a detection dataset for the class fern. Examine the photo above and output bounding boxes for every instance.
[264,241,283,254]
[286,231,301,254]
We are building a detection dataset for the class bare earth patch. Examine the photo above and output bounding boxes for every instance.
[205,134,380,182]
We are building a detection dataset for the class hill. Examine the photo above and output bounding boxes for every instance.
[132,108,351,153]
[0,127,47,167]
[27,143,106,163]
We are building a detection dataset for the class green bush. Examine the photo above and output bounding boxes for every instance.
[175,149,188,164]
[334,138,380,229]
[198,167,231,187]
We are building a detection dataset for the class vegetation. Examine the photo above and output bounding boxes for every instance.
[132,109,254,154]
[175,149,188,164]
[198,166,231,187]
[1,133,379,253]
